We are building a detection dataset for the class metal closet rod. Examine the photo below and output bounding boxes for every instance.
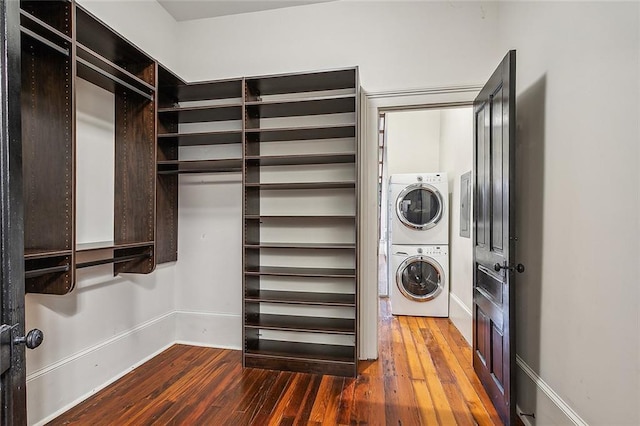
[76,252,151,269]
[25,264,70,279]
[76,57,153,101]
[20,26,69,56]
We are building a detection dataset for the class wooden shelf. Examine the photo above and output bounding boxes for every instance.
[245,124,355,142]
[245,340,355,364]
[245,152,355,166]
[245,69,357,97]
[244,242,355,249]
[244,215,356,220]
[245,95,356,119]
[245,290,355,307]
[75,5,154,86]
[158,130,242,146]
[175,79,242,102]
[158,104,242,123]
[20,1,72,38]
[245,266,356,278]
[245,314,355,335]
[24,249,72,261]
[20,9,72,45]
[157,159,242,174]
[77,43,155,93]
[244,181,355,190]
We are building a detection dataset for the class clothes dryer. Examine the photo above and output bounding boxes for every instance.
[390,244,449,317]
[389,173,449,245]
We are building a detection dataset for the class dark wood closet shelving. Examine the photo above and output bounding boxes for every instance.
[244,242,356,249]
[157,104,242,123]
[245,124,355,142]
[245,95,356,119]
[21,0,156,294]
[244,340,355,376]
[158,130,243,146]
[245,290,356,307]
[157,159,243,174]
[243,68,359,377]
[245,152,356,166]
[244,69,357,100]
[244,181,355,190]
[156,70,244,263]
[75,6,155,85]
[244,214,356,220]
[20,8,359,377]
[245,266,356,279]
[244,314,355,335]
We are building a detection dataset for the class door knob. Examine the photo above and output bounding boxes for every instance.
[494,263,526,273]
[15,329,44,349]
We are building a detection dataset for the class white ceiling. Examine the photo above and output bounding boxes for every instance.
[157,0,334,21]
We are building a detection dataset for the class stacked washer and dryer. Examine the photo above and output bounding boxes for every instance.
[388,173,449,317]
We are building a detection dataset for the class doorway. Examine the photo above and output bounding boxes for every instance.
[358,85,481,360]
[377,105,474,344]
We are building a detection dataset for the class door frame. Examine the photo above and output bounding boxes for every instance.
[359,84,482,359]
[0,0,28,424]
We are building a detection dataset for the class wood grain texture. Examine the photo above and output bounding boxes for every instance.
[49,299,502,425]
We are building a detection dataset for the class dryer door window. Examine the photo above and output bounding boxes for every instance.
[396,256,443,302]
[396,183,443,230]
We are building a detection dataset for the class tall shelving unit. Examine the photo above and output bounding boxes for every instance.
[21,0,157,294]
[20,0,75,294]
[242,68,359,377]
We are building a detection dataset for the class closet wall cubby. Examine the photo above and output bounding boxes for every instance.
[21,0,156,295]
[156,67,243,263]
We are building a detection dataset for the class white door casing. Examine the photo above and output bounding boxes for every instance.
[359,85,482,360]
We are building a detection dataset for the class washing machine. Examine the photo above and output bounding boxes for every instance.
[389,173,449,245]
[390,244,449,317]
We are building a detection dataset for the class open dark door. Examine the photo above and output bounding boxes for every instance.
[0,0,28,424]
[473,50,522,425]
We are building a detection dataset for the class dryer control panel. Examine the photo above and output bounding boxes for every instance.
[416,174,445,184]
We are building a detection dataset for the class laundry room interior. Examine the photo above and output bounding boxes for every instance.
[379,107,474,343]
[2,1,637,426]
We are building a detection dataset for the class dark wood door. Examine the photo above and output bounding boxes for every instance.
[473,50,519,425]
[0,0,28,424]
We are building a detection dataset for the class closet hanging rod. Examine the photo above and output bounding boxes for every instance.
[20,26,69,56]
[76,252,151,269]
[25,264,70,279]
[157,169,242,175]
[76,57,153,101]
[20,9,73,44]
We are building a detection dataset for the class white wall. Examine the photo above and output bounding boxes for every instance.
[498,2,640,425]
[386,110,441,175]
[438,107,473,344]
[174,1,501,87]
[25,2,180,425]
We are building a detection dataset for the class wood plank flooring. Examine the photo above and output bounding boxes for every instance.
[49,299,502,425]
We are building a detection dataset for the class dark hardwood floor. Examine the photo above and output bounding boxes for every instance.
[49,299,501,425]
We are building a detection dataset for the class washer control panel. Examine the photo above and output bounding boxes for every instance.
[416,174,444,184]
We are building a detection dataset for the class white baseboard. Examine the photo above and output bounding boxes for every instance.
[448,292,472,345]
[28,312,176,426]
[517,355,588,426]
[174,310,242,350]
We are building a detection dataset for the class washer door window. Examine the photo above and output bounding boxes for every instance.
[396,183,443,230]
[396,256,443,302]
